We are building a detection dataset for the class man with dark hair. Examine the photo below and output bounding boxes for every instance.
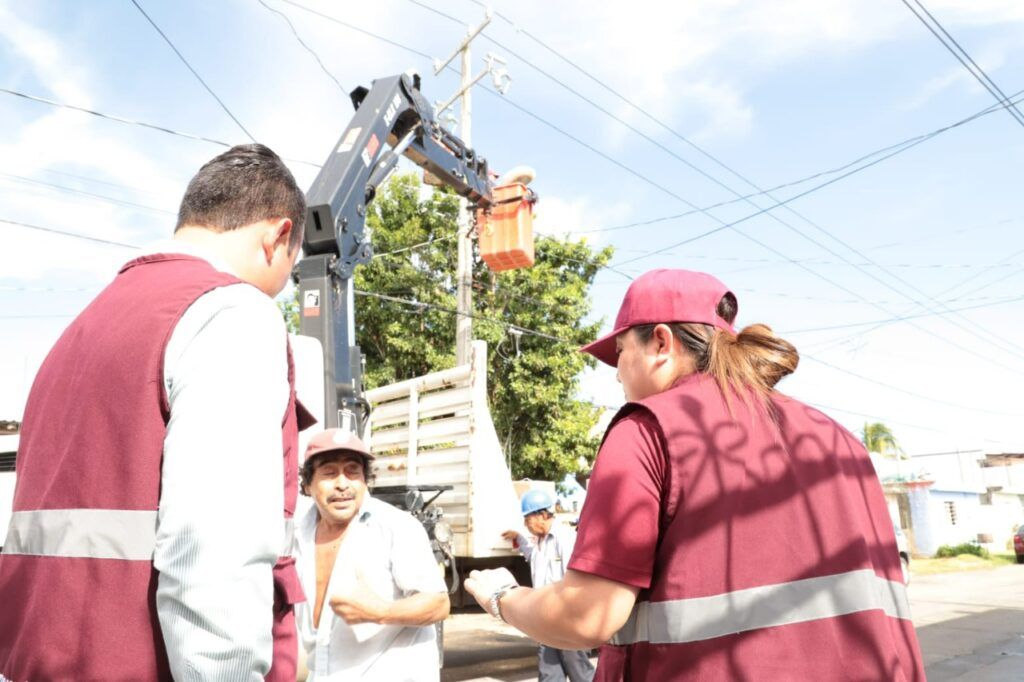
[293,428,450,681]
[0,144,314,681]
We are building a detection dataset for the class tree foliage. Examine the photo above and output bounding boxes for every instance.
[861,422,905,459]
[286,174,615,481]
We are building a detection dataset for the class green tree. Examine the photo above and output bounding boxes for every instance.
[861,422,905,459]
[292,173,613,480]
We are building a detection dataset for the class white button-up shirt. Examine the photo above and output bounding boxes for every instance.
[294,495,448,681]
[515,523,577,588]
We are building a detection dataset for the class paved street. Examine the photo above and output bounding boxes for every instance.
[911,564,1024,681]
[442,565,1024,681]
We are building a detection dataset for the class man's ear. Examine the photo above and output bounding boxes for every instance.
[262,218,293,262]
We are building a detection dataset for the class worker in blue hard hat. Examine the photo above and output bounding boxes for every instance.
[503,490,595,682]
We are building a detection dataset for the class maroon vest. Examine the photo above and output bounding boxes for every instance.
[593,374,925,681]
[0,253,309,681]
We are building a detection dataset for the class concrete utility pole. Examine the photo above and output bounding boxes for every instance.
[433,10,510,365]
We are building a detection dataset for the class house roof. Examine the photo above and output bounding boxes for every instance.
[982,453,1024,467]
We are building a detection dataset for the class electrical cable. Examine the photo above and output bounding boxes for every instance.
[900,0,1024,129]
[417,2,1024,365]
[437,2,1024,365]
[371,234,456,258]
[801,355,1024,417]
[582,91,1024,235]
[805,402,947,434]
[353,290,572,344]
[0,88,322,168]
[14,11,1015,430]
[4,215,579,346]
[3,217,143,249]
[129,0,256,141]
[255,0,350,98]
[277,0,433,61]
[12,218,1018,425]
[806,247,1024,352]
[0,172,175,216]
[255,3,1024,373]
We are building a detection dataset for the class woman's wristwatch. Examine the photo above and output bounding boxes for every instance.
[489,582,520,622]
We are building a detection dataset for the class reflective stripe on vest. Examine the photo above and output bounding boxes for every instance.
[611,569,911,646]
[4,510,297,560]
[4,509,158,560]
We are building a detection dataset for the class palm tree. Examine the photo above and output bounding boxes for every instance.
[861,422,906,460]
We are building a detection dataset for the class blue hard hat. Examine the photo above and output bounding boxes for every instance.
[521,489,555,516]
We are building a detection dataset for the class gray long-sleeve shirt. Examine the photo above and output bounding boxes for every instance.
[149,241,288,681]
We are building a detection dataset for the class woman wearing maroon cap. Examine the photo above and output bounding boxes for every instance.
[466,269,925,681]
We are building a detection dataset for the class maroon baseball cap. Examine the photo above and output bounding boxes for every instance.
[581,269,737,367]
[303,428,374,464]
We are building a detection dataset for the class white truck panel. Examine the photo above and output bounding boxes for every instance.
[366,341,521,558]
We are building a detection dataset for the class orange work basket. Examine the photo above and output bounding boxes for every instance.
[477,183,536,271]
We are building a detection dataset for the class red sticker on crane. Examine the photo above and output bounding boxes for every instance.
[360,134,380,166]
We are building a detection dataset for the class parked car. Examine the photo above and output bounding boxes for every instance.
[894,525,911,584]
[1014,526,1024,564]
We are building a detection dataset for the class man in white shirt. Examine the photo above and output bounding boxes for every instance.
[295,429,450,681]
[503,490,595,682]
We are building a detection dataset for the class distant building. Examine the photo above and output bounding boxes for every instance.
[870,449,1024,556]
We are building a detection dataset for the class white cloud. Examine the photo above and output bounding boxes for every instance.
[531,194,631,246]
[899,44,1010,111]
[493,0,1024,146]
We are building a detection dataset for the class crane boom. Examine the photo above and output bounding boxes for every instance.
[294,71,495,435]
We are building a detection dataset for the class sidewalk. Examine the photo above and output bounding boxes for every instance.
[442,610,597,682]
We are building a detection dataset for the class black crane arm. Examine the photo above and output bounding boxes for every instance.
[295,72,494,434]
[303,71,492,275]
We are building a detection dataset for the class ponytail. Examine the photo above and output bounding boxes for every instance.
[706,324,799,405]
[632,291,799,412]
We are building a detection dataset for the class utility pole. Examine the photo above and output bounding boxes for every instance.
[433,10,510,365]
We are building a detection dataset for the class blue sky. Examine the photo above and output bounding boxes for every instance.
[2,0,1023,461]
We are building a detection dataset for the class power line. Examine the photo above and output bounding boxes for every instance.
[35,168,159,198]
[806,247,1024,352]
[354,290,572,344]
[0,314,78,320]
[265,4,1024,373]
[277,0,433,60]
[865,213,1024,253]
[460,0,1017,258]
[806,402,947,434]
[739,289,1020,307]
[129,0,256,141]
[440,2,1024,366]
[932,245,1024,300]
[0,87,230,147]
[14,217,1017,423]
[371,233,456,259]
[581,91,1023,235]
[0,88,321,168]
[255,0,350,98]
[900,0,1024,129]
[802,355,1024,417]
[0,285,97,294]
[0,172,175,216]
[612,249,1019,271]
[784,292,1024,333]
[3,217,142,249]
[477,8,1024,365]
[4,214,577,346]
